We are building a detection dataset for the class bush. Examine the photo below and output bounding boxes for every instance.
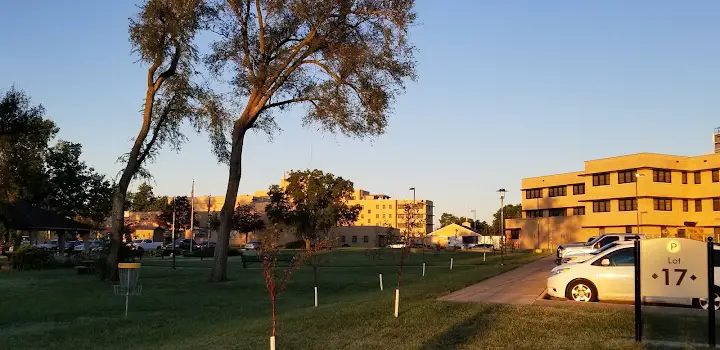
[8,246,53,270]
[283,240,305,249]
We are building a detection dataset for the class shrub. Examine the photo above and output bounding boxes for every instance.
[283,240,305,249]
[8,246,53,270]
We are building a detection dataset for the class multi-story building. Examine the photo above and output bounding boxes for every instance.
[349,189,434,236]
[506,133,720,249]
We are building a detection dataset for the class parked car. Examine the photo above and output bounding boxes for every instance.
[36,240,59,250]
[244,241,261,250]
[133,239,164,251]
[386,243,406,249]
[560,241,634,264]
[556,234,646,263]
[547,242,720,310]
[195,241,216,249]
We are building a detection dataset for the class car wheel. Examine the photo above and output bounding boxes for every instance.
[566,280,597,302]
[697,288,720,310]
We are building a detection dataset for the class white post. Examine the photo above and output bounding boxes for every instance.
[270,336,276,350]
[379,273,384,291]
[314,286,318,307]
[394,288,400,317]
[484,252,486,262]
[450,258,453,270]
[422,262,426,277]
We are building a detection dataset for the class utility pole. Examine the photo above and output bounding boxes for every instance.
[498,188,507,266]
[189,179,195,253]
[171,200,176,269]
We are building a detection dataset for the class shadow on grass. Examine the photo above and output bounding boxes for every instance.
[420,305,499,350]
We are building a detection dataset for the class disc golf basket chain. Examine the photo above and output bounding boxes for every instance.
[113,263,142,317]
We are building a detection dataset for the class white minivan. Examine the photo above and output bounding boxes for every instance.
[547,242,720,310]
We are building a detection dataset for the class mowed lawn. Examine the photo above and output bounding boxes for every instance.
[0,250,710,349]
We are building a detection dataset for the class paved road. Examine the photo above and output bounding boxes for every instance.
[439,255,556,304]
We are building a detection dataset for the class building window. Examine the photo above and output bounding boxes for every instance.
[382,205,386,209]
[695,171,702,184]
[548,186,567,197]
[526,210,544,218]
[573,206,585,215]
[572,183,585,195]
[549,208,566,217]
[376,205,379,209]
[363,235,369,243]
[340,235,346,242]
[618,170,637,184]
[654,198,672,211]
[389,205,392,209]
[618,198,637,211]
[625,226,632,233]
[593,200,610,213]
[682,172,688,184]
[526,189,542,199]
[715,227,720,241]
[696,199,703,212]
[677,229,686,238]
[352,235,357,243]
[592,173,610,186]
[382,214,386,218]
[653,169,672,183]
[361,214,364,219]
[368,209,371,214]
[714,198,720,212]
[714,170,720,183]
[683,200,689,212]
[376,214,379,218]
[367,219,371,223]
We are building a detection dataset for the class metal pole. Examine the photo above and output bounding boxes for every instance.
[537,197,540,250]
[189,180,195,253]
[500,193,505,266]
[172,201,176,269]
[634,236,642,342]
[635,179,640,235]
[708,237,716,347]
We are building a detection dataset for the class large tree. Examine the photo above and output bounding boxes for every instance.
[107,0,216,280]
[265,169,361,248]
[492,204,522,234]
[127,182,167,212]
[207,0,417,282]
[156,196,198,235]
[232,204,265,243]
[0,87,57,203]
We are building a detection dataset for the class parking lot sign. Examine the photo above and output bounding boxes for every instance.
[640,238,708,298]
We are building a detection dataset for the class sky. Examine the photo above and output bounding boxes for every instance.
[1,0,719,224]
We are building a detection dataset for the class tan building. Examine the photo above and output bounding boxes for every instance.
[507,136,720,249]
[349,189,434,235]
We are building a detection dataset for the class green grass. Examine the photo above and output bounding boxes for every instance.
[0,250,713,349]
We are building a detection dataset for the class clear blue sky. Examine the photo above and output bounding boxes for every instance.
[1,1,719,224]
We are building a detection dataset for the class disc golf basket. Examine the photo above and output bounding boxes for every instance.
[113,263,142,317]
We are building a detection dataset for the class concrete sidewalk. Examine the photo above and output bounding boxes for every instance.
[439,255,556,304]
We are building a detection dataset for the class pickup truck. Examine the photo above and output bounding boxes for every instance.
[132,239,164,251]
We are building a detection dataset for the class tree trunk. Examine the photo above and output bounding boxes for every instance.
[81,231,90,255]
[107,89,155,281]
[56,230,66,257]
[245,232,249,244]
[210,122,248,282]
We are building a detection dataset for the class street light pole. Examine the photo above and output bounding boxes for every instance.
[498,188,507,266]
[635,173,645,235]
[470,209,477,230]
[171,199,176,269]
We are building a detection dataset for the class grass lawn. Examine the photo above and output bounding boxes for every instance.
[0,250,712,349]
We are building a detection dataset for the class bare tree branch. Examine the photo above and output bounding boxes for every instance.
[301,59,362,96]
[259,96,320,114]
[255,0,266,57]
[154,45,182,90]
[228,0,256,81]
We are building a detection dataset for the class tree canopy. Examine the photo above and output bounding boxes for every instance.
[492,204,522,234]
[439,212,490,233]
[232,203,265,242]
[127,182,167,212]
[156,196,198,232]
[265,169,361,245]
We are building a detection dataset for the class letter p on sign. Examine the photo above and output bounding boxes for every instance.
[667,240,681,254]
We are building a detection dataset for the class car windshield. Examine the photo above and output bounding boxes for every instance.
[590,242,621,255]
[584,236,603,246]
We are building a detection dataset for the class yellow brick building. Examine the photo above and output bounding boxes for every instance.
[506,151,720,250]
[348,189,434,235]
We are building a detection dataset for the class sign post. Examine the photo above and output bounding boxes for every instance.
[708,237,716,347]
[634,238,642,342]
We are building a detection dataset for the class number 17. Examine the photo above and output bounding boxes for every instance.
[662,268,687,286]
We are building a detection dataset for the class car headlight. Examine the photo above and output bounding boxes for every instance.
[550,267,570,277]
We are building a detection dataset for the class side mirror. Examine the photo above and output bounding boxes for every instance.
[601,259,610,266]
